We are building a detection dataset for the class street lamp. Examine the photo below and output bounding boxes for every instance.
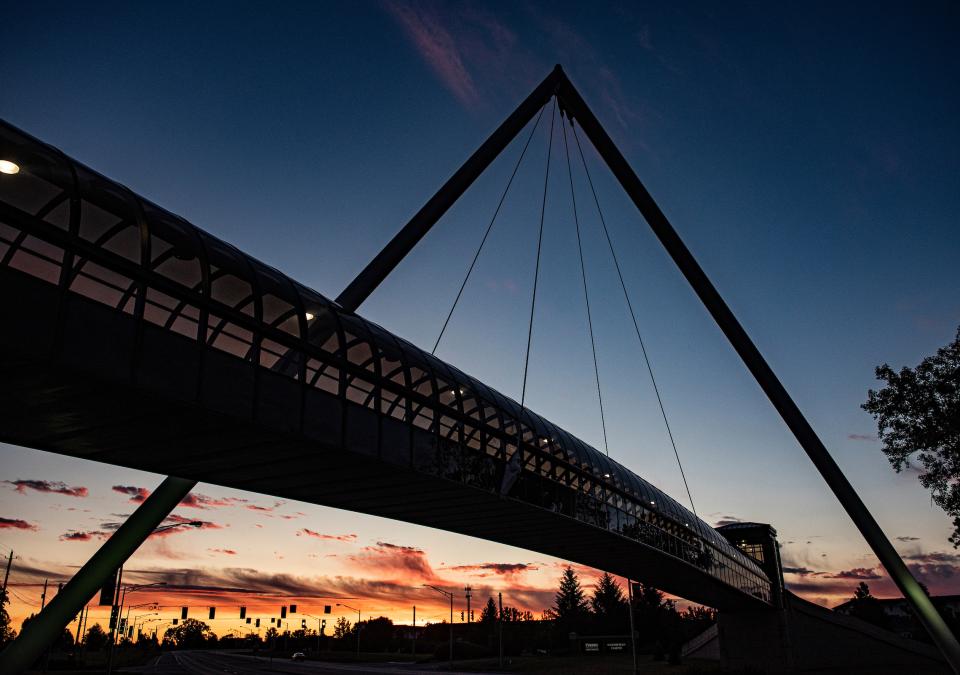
[131,613,157,640]
[336,603,361,658]
[303,613,324,654]
[424,585,454,666]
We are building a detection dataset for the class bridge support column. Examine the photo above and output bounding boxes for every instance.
[0,476,196,674]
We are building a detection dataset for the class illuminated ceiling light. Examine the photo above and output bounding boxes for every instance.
[305,312,315,321]
[650,501,656,505]
[603,473,611,478]
[0,160,20,175]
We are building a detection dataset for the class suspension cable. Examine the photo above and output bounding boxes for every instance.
[432,101,549,355]
[570,123,702,525]
[521,98,557,407]
[561,116,610,457]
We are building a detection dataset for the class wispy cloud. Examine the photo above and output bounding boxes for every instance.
[6,479,88,497]
[825,567,882,580]
[297,529,357,542]
[384,1,480,106]
[180,493,247,509]
[209,548,238,556]
[443,562,536,577]
[0,517,37,531]
[60,530,106,542]
[847,433,877,442]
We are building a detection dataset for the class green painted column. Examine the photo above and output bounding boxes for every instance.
[0,476,196,673]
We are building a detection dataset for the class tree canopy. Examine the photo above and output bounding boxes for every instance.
[590,572,627,633]
[553,566,590,630]
[163,618,214,649]
[863,326,960,545]
[0,590,15,646]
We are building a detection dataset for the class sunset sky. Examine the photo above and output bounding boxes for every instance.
[2,1,959,638]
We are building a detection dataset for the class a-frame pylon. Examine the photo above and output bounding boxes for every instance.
[338,64,960,671]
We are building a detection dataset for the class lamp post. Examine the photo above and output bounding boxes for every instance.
[303,614,323,654]
[107,520,200,675]
[107,584,165,674]
[131,613,157,641]
[336,603,360,658]
[424,585,454,667]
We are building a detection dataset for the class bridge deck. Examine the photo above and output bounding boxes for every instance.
[0,120,771,610]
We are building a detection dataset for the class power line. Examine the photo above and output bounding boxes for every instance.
[561,116,609,456]
[570,123,701,527]
[432,101,548,355]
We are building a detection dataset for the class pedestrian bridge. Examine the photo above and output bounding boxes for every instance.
[0,120,772,611]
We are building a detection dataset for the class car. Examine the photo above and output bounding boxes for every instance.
[291,652,306,661]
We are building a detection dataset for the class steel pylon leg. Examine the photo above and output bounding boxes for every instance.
[0,476,196,673]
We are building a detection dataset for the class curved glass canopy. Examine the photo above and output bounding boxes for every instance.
[0,120,771,603]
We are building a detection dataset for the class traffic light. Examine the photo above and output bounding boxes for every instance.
[460,611,464,622]
[128,626,134,639]
[255,618,260,627]
[209,607,216,620]
[270,618,275,624]
[181,607,188,620]
[117,618,126,634]
[324,605,331,614]
[280,606,287,618]
[240,606,246,619]
[290,604,297,613]
[301,619,306,629]
[109,605,119,629]
[172,618,178,626]
[246,618,251,624]
[99,569,119,606]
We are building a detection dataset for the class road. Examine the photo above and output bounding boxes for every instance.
[123,650,497,675]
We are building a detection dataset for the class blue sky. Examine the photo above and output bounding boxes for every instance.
[1,1,958,623]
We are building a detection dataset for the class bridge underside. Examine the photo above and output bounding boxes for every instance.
[0,265,764,613]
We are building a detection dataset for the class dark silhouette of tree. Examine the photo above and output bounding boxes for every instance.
[848,582,888,629]
[553,566,590,633]
[333,616,352,639]
[163,618,214,649]
[863,326,960,546]
[0,589,15,646]
[480,597,498,626]
[356,616,393,651]
[590,572,627,633]
[84,623,109,651]
[501,606,533,622]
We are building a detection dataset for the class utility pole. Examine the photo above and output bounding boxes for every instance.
[464,586,472,625]
[412,606,416,656]
[40,579,48,609]
[2,550,12,597]
[105,566,123,675]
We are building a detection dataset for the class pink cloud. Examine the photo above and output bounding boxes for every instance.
[297,529,357,542]
[384,1,479,106]
[113,485,150,503]
[6,479,88,497]
[179,493,246,509]
[0,517,37,531]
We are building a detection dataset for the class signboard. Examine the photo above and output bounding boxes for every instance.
[607,641,627,652]
[584,642,599,652]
